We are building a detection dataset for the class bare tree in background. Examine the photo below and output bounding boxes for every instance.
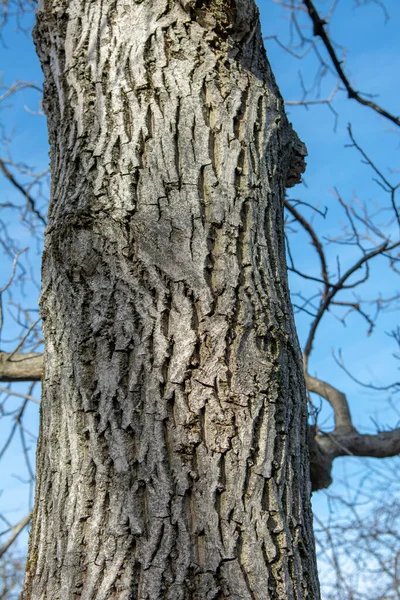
[266,1,400,597]
[0,0,399,598]
[0,548,26,600]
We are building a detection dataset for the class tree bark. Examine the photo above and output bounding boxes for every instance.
[23,1,320,598]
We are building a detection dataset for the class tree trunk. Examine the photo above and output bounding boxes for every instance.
[23,1,320,598]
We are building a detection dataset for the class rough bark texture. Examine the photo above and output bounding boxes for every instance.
[24,1,320,598]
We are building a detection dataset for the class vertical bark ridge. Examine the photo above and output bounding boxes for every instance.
[25,1,320,598]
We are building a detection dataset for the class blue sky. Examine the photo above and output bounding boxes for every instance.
[0,0,399,584]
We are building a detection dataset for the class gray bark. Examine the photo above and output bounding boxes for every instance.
[23,1,320,598]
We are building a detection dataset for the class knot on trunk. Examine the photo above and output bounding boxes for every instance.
[179,0,259,42]
[285,135,307,188]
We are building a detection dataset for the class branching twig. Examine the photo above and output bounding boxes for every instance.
[0,159,46,225]
[0,513,31,559]
[346,124,400,226]
[303,0,400,128]
[0,385,40,405]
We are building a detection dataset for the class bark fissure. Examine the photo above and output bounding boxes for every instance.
[24,1,318,598]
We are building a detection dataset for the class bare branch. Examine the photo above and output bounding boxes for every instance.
[309,425,400,491]
[0,159,46,225]
[303,239,398,366]
[330,299,375,335]
[0,513,31,560]
[302,0,400,128]
[0,247,28,295]
[6,317,41,361]
[305,372,354,433]
[285,199,329,294]
[346,124,400,226]
[306,368,400,491]
[333,348,400,392]
[332,428,400,458]
[0,81,42,103]
[0,352,43,382]
[0,385,40,404]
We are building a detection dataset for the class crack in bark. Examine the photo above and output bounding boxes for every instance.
[23,1,322,597]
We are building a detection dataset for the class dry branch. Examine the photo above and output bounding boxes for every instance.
[0,352,42,382]
[0,514,31,560]
[303,0,400,128]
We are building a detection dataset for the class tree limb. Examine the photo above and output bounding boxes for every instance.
[305,372,353,433]
[303,240,398,366]
[303,0,400,128]
[0,513,32,559]
[306,370,400,491]
[0,159,46,225]
[0,352,43,382]
[322,427,400,459]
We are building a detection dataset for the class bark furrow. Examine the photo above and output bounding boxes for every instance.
[24,1,319,598]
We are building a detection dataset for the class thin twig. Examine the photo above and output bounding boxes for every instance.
[0,513,32,559]
[303,0,400,128]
